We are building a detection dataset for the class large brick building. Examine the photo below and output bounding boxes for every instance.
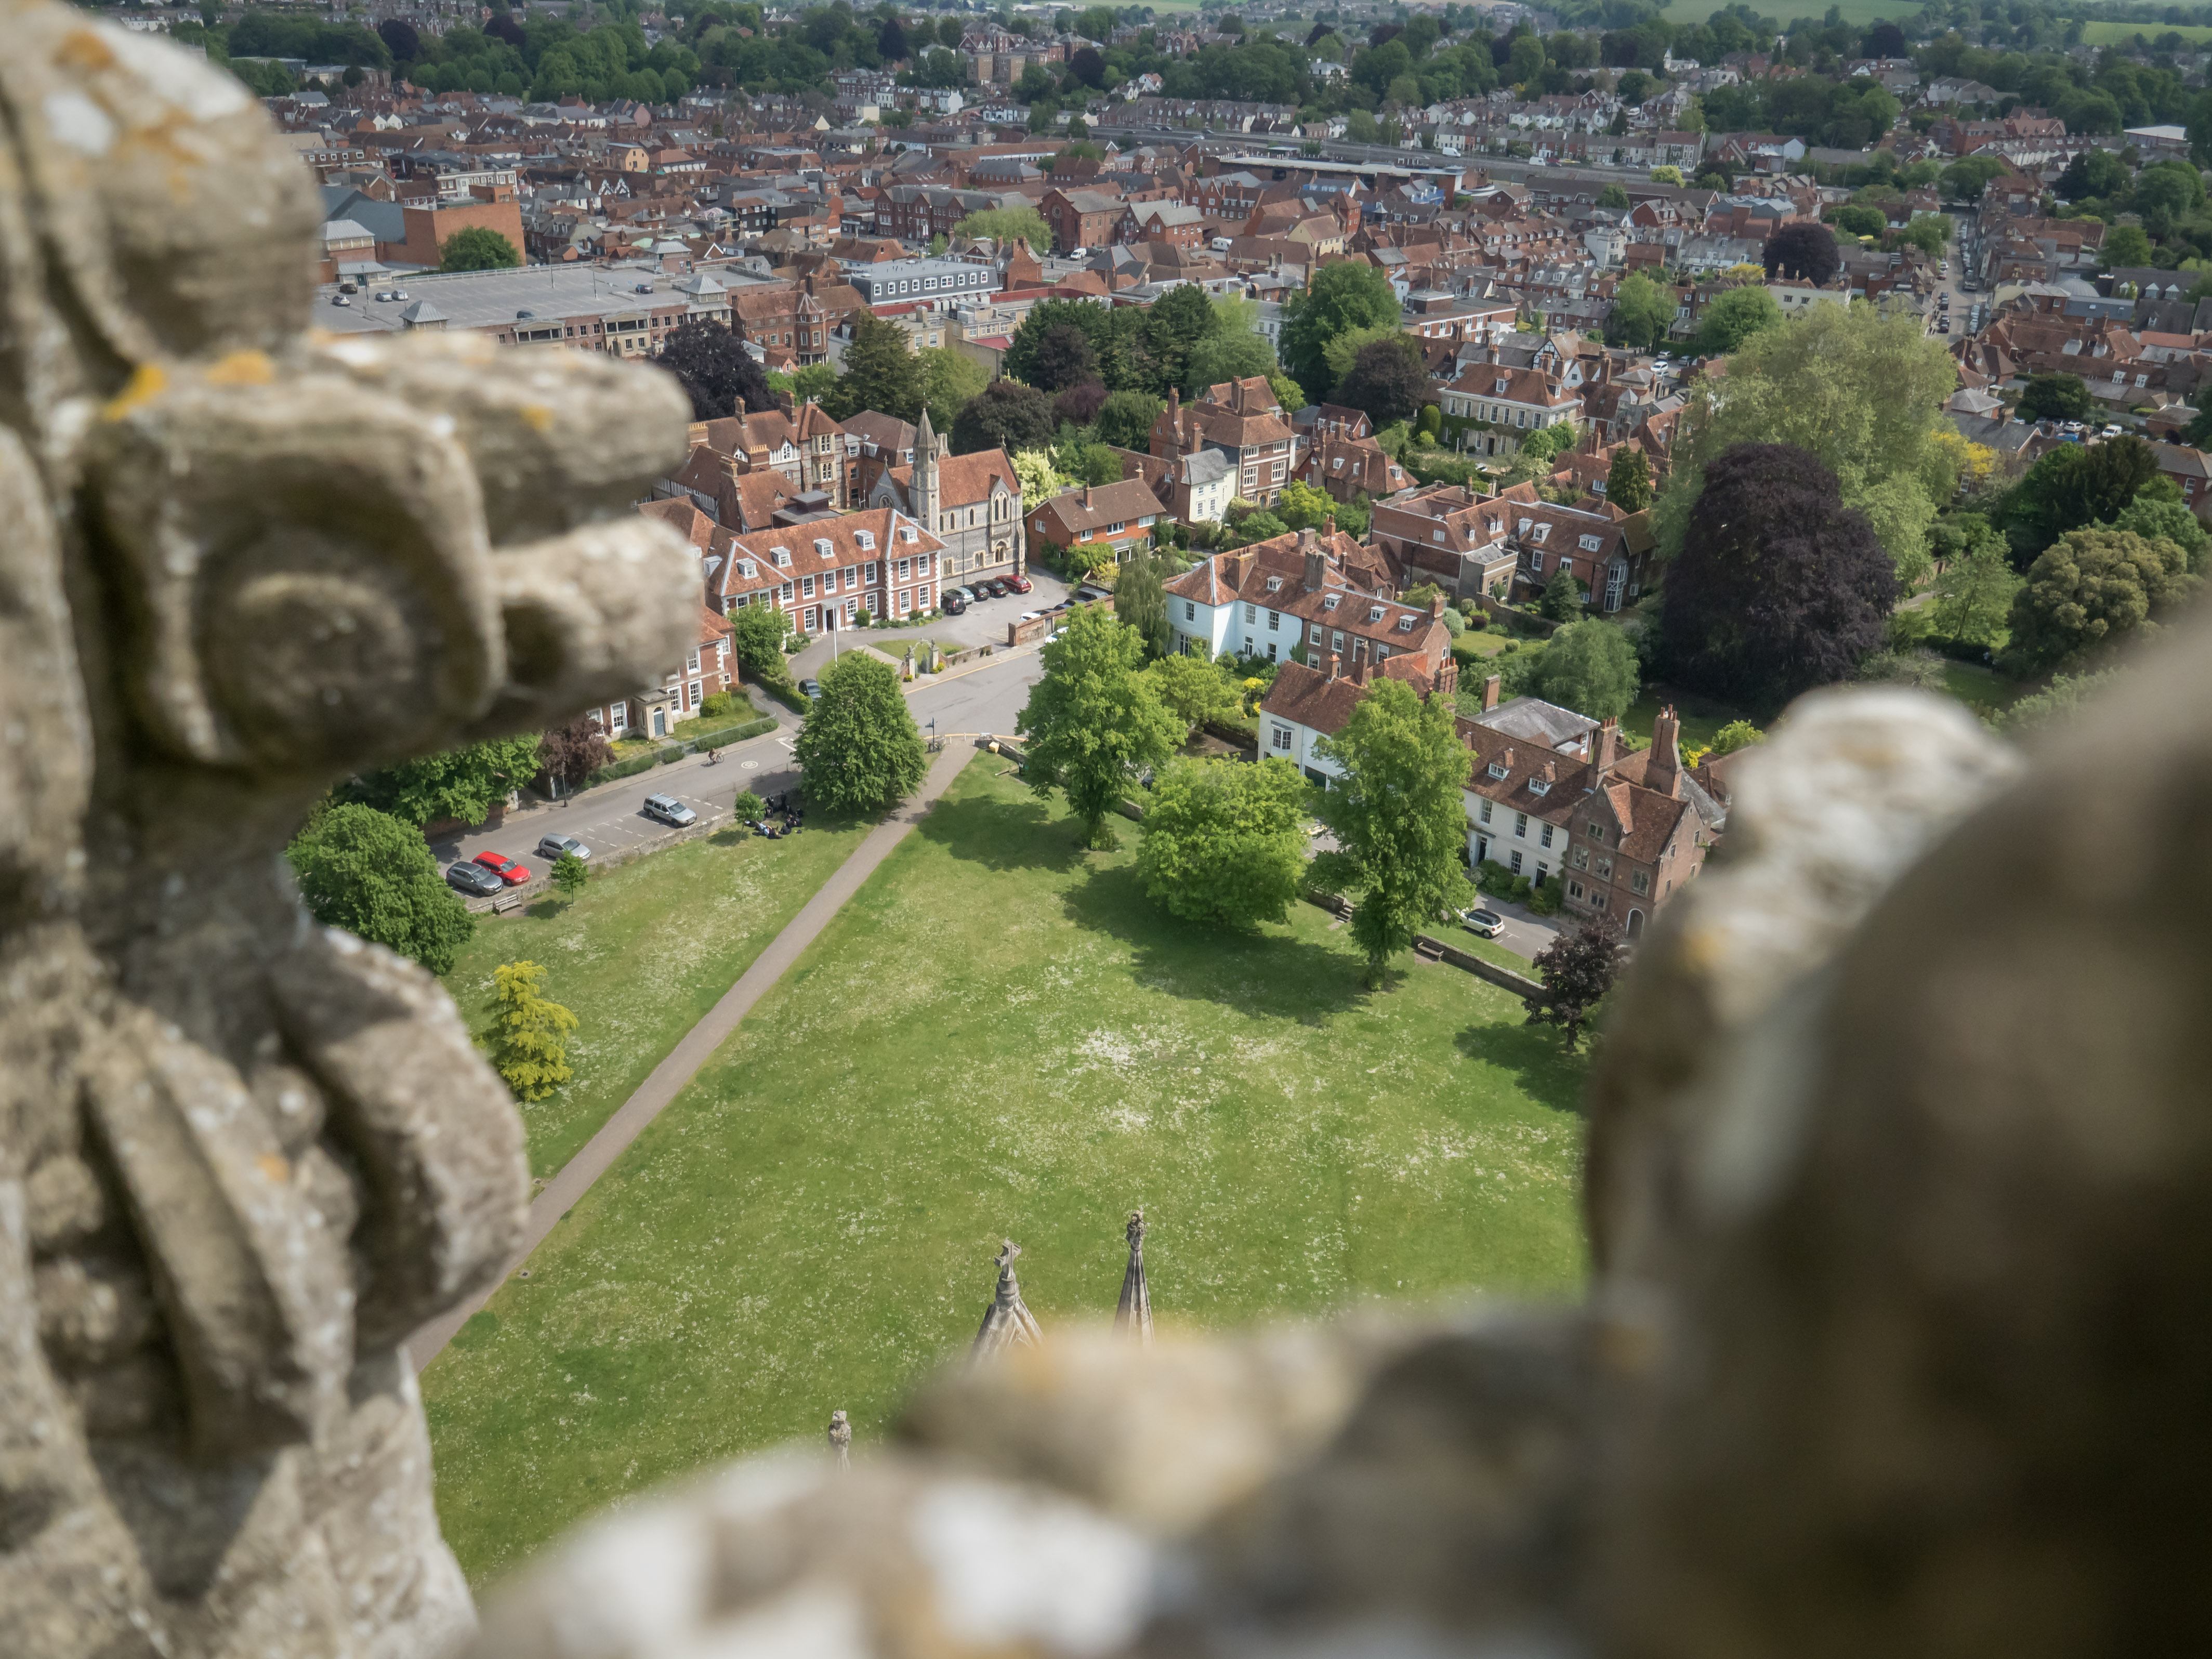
[865,411,1025,586]
[1149,377,1298,508]
[709,506,950,635]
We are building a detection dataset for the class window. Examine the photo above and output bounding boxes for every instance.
[610,703,628,731]
[1271,723,1292,752]
[897,588,910,613]
[1578,533,1603,552]
[688,679,702,706]
[1587,821,1607,842]
[1245,603,1256,623]
[1631,869,1650,894]
[1514,811,1528,838]
[1510,850,1523,874]
[1479,798,1493,823]
[1571,846,1589,870]
[686,649,701,673]
[772,546,791,567]
[1330,630,1344,653]
[801,575,815,598]
[1486,762,1508,780]
[1568,880,1584,900]
[1184,601,1195,621]
[1540,823,1554,848]
[855,530,875,550]
[1530,550,1545,573]
[1595,857,1613,880]
[1267,610,1279,631]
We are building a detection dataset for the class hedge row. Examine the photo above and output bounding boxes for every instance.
[578,715,779,789]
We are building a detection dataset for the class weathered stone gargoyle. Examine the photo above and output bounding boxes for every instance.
[0,10,698,1655]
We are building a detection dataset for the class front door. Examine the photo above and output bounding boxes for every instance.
[651,708,666,737]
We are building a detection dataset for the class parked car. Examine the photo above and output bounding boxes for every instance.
[798,677,821,701]
[1074,585,1108,602]
[1003,572,1033,594]
[1462,907,1506,939]
[980,578,1009,599]
[949,585,977,605]
[444,861,504,898]
[374,291,394,301]
[472,850,532,886]
[536,833,591,863]
[391,289,410,301]
[332,295,351,306]
[2101,423,2124,438]
[641,793,696,827]
[1019,610,1043,623]
[942,592,967,615]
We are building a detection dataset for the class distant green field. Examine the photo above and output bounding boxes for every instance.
[1765,0,1923,23]
[2079,18,2212,43]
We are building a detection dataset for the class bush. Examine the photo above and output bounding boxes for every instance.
[700,689,739,719]
[583,751,661,788]
[1502,639,1520,655]
[1509,875,1533,903]
[1450,638,1485,667]
[1526,876,1561,917]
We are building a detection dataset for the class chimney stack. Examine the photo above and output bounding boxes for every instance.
[1429,591,1445,620]
[1648,704,1683,799]
[1084,482,1093,508]
[1482,673,1501,712]
[1300,529,1324,591]
[1324,649,1338,680]
[1324,512,1336,538]
[1592,714,1618,780]
[1351,656,1367,686]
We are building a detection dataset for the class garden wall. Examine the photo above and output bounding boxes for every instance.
[1477,595,1557,635]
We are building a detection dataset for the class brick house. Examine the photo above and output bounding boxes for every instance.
[843,410,918,506]
[864,410,1026,585]
[1024,478,1164,564]
[727,273,864,366]
[1436,356,1588,457]
[581,530,738,744]
[1458,684,1725,938]
[710,506,950,635]
[1042,186,1126,253]
[1148,377,1298,507]
[1117,200,1205,251]
[681,403,850,507]
[1298,432,1407,504]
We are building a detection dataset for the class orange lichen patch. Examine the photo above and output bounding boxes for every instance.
[100,362,166,422]
[520,404,555,433]
[56,28,118,74]
[204,350,274,387]
[254,1152,292,1184]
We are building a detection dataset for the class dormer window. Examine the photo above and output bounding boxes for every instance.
[1368,605,1385,622]
[901,524,918,542]
[1531,524,1550,542]
[1517,518,1533,536]
[814,538,834,559]
[1322,595,1339,610]
[1397,615,1415,631]
[1529,778,1550,796]
[771,546,792,567]
[1579,534,1602,551]
[1487,761,1509,779]
[855,530,876,550]
[739,558,757,578]
[1265,575,1282,591]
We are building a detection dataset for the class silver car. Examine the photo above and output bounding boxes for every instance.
[641,793,696,827]
[536,833,591,862]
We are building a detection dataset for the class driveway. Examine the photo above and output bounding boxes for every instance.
[1474,897,1563,962]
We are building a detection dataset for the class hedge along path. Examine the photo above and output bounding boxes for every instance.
[583,714,780,788]
[409,739,980,1369]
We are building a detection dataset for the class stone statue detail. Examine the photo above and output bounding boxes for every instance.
[1114,1209,1152,1346]
[0,10,697,1657]
[827,1409,851,1471]
[972,1240,1044,1358]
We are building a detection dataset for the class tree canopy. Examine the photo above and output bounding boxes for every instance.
[952,378,1056,456]
[1522,916,1620,1051]
[1279,261,1400,403]
[1609,271,1672,350]
[793,650,927,813]
[654,317,777,421]
[1693,284,1781,357]
[439,227,522,272]
[483,960,577,1102]
[2005,526,2198,672]
[286,804,475,976]
[1532,618,1641,720]
[824,311,926,424]
[1135,757,1311,929]
[1016,605,1183,847]
[355,733,545,828]
[1654,302,1958,584]
[1309,678,1474,988]
[1762,221,1839,285]
[1332,335,1429,427]
[1605,447,1653,513]
[2018,372,2096,423]
[1662,441,1899,708]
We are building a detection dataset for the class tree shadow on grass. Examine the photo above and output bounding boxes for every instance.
[1059,862,1371,1021]
[1453,1021,1590,1118]
[914,790,1088,875]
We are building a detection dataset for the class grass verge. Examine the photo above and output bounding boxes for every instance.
[423,761,1591,1585]
[441,818,870,1176]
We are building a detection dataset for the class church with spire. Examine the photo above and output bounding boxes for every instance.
[864,408,1027,589]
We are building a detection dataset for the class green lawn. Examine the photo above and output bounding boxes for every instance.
[441,819,871,1177]
[1621,683,1755,754]
[423,760,1591,1586]
[2079,18,2212,43]
[1940,659,2036,720]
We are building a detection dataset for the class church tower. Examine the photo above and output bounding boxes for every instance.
[916,406,940,534]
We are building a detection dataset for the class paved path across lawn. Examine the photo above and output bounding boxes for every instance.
[406,739,980,1370]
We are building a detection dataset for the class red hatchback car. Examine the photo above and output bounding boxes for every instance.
[473,851,532,886]
[1002,572,1033,594]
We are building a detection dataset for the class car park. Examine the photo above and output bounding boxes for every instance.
[1003,573,1033,594]
[1461,907,1506,939]
[473,850,532,886]
[445,861,504,898]
[641,793,696,827]
[536,833,591,862]
[391,290,409,301]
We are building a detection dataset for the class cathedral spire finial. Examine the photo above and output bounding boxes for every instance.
[972,1239,1044,1359]
[1114,1210,1152,1346]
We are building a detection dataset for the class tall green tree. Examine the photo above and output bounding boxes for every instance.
[1930,531,2024,645]
[1115,544,1172,659]
[1654,302,1958,584]
[728,603,791,682]
[1532,617,1641,719]
[1309,679,1476,989]
[1015,605,1182,848]
[552,850,589,901]
[1142,285,1218,398]
[1605,447,1653,512]
[1145,653,1240,734]
[1693,284,1780,357]
[286,804,475,975]
[1135,757,1311,928]
[793,651,927,813]
[1537,564,1583,620]
[356,734,544,828]
[825,311,926,422]
[2017,372,2095,423]
[2005,526,2199,672]
[439,226,522,271]
[1609,271,1671,350]
[1279,261,1400,402]
[951,378,1056,456]
[1094,389,1163,450]
[484,960,577,1101]
[920,346,989,434]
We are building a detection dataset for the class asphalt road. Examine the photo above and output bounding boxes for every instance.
[434,644,1050,888]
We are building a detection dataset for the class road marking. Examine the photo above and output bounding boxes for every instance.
[741,759,757,769]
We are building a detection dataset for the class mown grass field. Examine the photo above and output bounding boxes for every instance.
[2079,18,2212,44]
[441,818,870,1177]
[423,759,1592,1587]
